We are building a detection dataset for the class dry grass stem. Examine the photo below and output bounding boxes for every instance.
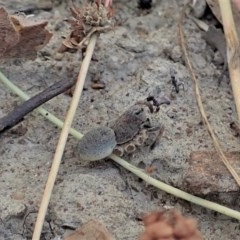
[31,33,98,240]
[218,0,240,121]
[178,6,240,187]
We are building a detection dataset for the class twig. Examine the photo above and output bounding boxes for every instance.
[0,71,82,138]
[0,77,75,134]
[178,5,240,187]
[31,33,98,240]
[1,71,240,220]
[218,0,240,121]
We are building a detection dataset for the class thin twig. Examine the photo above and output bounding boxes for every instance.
[218,0,240,121]
[0,71,82,138]
[1,71,240,220]
[0,77,75,134]
[178,5,240,187]
[31,33,98,240]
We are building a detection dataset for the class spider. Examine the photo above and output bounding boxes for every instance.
[77,97,169,163]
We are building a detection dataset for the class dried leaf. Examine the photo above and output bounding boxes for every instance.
[63,220,115,240]
[0,7,19,56]
[206,0,240,36]
[59,2,112,52]
[0,7,52,60]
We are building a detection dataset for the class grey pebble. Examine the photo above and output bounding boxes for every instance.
[77,126,117,162]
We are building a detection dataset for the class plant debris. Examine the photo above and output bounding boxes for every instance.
[0,77,76,135]
[59,1,113,52]
[63,220,115,240]
[139,210,203,240]
[0,7,52,60]
[179,4,240,188]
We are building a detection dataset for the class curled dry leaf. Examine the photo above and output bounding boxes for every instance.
[0,8,19,56]
[206,0,240,36]
[59,1,112,52]
[139,210,203,240]
[206,0,231,23]
[63,220,115,240]
[0,7,52,60]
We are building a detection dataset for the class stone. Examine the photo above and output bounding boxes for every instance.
[183,151,240,195]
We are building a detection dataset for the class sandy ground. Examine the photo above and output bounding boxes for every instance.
[0,0,240,239]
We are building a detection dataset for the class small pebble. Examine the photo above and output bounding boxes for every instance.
[54,52,64,61]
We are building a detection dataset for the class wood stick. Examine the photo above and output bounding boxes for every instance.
[32,33,98,240]
[0,77,75,134]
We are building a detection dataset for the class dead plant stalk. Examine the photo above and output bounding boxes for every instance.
[178,6,240,187]
[32,33,98,240]
[218,0,240,122]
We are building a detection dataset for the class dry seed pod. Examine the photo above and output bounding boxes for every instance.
[77,126,117,162]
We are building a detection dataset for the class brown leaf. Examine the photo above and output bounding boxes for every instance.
[0,7,52,60]
[0,7,19,56]
[140,210,203,240]
[63,220,115,240]
[205,0,222,22]
[206,0,240,37]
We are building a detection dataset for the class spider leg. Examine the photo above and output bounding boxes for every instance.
[145,125,164,150]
